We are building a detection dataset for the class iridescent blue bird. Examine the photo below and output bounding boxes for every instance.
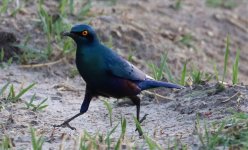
[54,24,183,134]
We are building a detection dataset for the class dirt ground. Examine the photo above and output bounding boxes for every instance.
[1,65,248,149]
[1,0,248,149]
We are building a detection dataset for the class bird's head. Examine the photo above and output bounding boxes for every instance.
[62,24,99,45]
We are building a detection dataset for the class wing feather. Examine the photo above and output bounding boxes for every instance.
[105,49,146,81]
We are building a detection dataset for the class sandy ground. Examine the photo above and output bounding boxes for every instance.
[1,0,248,149]
[1,64,248,149]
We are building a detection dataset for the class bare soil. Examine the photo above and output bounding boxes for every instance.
[1,0,248,149]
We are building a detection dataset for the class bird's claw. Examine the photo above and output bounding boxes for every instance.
[139,114,148,124]
[53,122,77,130]
[135,114,149,136]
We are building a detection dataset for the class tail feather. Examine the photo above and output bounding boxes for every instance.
[137,80,184,91]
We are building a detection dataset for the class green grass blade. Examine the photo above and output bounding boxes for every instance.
[69,0,74,14]
[232,48,240,84]
[0,48,4,62]
[114,138,121,150]
[222,35,230,84]
[7,84,15,100]
[31,127,37,150]
[133,116,143,136]
[0,0,9,14]
[157,54,167,80]
[0,82,10,96]
[36,104,48,111]
[120,117,126,138]
[175,0,182,10]
[103,100,113,126]
[144,134,162,150]
[106,123,119,149]
[13,83,35,102]
[78,0,92,18]
[180,62,187,85]
[36,98,48,109]
[162,54,175,82]
[213,62,219,81]
[148,52,175,82]
[107,123,119,139]
[30,127,44,150]
[0,135,12,149]
[25,94,36,109]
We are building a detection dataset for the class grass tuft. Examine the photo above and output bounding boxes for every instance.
[191,69,212,85]
[144,134,163,150]
[0,0,9,14]
[148,53,175,82]
[196,112,248,149]
[25,94,48,111]
[0,83,35,103]
[31,127,45,150]
[0,135,13,150]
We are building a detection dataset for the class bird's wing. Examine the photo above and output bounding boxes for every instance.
[105,51,147,81]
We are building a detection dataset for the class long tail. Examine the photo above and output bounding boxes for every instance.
[137,80,184,91]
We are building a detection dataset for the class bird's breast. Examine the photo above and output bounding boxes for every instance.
[76,53,106,85]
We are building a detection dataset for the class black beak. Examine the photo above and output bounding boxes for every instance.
[61,31,73,37]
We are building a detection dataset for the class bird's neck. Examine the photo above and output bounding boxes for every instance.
[75,42,101,72]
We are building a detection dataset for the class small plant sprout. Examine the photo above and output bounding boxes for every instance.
[30,127,45,150]
[120,117,127,139]
[103,100,113,126]
[105,123,119,148]
[25,94,48,111]
[79,130,99,149]
[174,0,182,10]
[37,1,73,60]
[1,83,35,103]
[115,117,127,149]
[179,33,194,48]
[180,61,187,86]
[213,62,219,82]
[148,53,175,82]
[0,135,13,150]
[191,69,212,85]
[144,134,162,150]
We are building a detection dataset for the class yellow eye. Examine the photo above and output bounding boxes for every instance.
[82,30,88,36]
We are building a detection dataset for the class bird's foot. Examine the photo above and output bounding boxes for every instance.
[139,114,148,124]
[53,121,76,130]
[135,114,149,136]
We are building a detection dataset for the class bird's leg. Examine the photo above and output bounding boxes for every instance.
[53,113,83,130]
[129,96,148,136]
[53,88,93,130]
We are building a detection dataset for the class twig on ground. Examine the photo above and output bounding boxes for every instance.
[143,91,175,101]
[19,57,66,68]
